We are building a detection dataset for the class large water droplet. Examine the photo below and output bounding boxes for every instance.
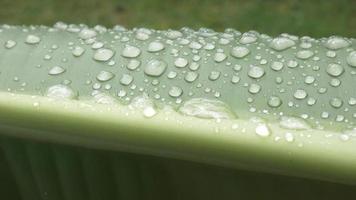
[347,51,356,67]
[231,46,250,58]
[248,66,265,79]
[239,33,257,44]
[294,89,307,100]
[147,41,165,52]
[144,59,167,77]
[185,71,198,83]
[4,40,16,49]
[120,74,133,86]
[46,84,77,99]
[279,116,310,130]
[169,86,183,97]
[174,57,188,68]
[122,45,141,58]
[326,63,344,77]
[255,123,271,137]
[269,37,295,51]
[25,35,41,44]
[96,71,115,82]
[72,46,85,57]
[78,28,97,40]
[179,98,235,119]
[248,83,261,94]
[93,48,114,61]
[268,96,282,108]
[209,71,221,81]
[330,97,343,108]
[48,66,66,75]
[127,59,141,70]
[270,61,284,71]
[214,52,227,62]
[296,50,314,60]
[324,36,350,50]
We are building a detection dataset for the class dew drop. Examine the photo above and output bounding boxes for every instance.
[4,40,16,49]
[144,59,167,77]
[347,51,356,67]
[296,50,314,60]
[209,71,221,81]
[96,71,115,82]
[174,57,188,68]
[179,98,235,119]
[185,71,198,83]
[284,132,294,142]
[127,59,141,70]
[268,96,282,108]
[324,36,350,50]
[270,61,284,71]
[48,66,66,75]
[231,46,250,58]
[248,83,261,94]
[248,66,265,79]
[78,28,97,40]
[239,34,257,44]
[294,89,307,100]
[279,116,310,130]
[326,63,344,77]
[25,35,41,44]
[214,52,227,63]
[269,37,295,51]
[147,41,165,52]
[255,123,270,137]
[330,97,343,108]
[72,46,85,57]
[122,45,141,58]
[169,86,183,97]
[93,48,114,61]
[46,84,77,99]
[120,74,133,86]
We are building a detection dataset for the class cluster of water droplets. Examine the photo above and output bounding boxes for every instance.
[0,22,355,143]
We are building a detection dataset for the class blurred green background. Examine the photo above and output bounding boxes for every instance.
[0,0,355,37]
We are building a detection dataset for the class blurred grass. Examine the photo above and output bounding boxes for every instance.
[0,0,354,37]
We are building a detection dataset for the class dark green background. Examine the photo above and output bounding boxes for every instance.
[0,0,355,37]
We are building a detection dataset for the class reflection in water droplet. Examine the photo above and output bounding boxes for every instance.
[96,71,115,82]
[48,66,66,75]
[120,74,133,86]
[174,57,188,68]
[269,37,295,51]
[46,84,77,99]
[122,45,141,58]
[169,86,183,97]
[268,96,282,108]
[231,46,250,58]
[93,48,114,61]
[326,63,344,77]
[248,66,265,79]
[144,59,167,77]
[72,46,85,57]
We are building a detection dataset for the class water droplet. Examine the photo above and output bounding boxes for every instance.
[48,66,65,75]
[130,94,157,118]
[214,52,227,63]
[120,74,133,86]
[348,97,356,106]
[209,71,221,81]
[330,97,343,108]
[144,59,167,77]
[174,57,188,68]
[179,98,235,119]
[347,51,356,67]
[284,132,294,142]
[46,84,77,99]
[255,123,270,137]
[72,46,85,57]
[4,40,16,49]
[294,89,307,100]
[122,45,141,58]
[93,48,114,61]
[268,96,282,108]
[324,36,349,50]
[269,37,295,51]
[270,61,284,71]
[96,71,115,82]
[248,66,265,79]
[326,63,344,77]
[185,71,198,83]
[147,41,165,52]
[127,59,141,70]
[239,33,257,44]
[296,50,314,60]
[231,46,250,58]
[279,116,310,130]
[78,28,97,39]
[304,76,315,84]
[93,92,116,104]
[248,83,261,94]
[25,35,41,44]
[169,86,183,97]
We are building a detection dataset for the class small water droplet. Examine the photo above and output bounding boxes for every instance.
[72,46,85,57]
[347,51,356,67]
[248,83,261,94]
[255,123,270,137]
[214,52,227,63]
[268,96,282,108]
[296,50,314,60]
[270,61,284,71]
[330,97,343,108]
[185,71,198,83]
[294,89,307,100]
[78,28,97,39]
[209,71,221,81]
[127,59,141,71]
[46,84,77,99]
[279,116,310,130]
[174,57,188,68]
